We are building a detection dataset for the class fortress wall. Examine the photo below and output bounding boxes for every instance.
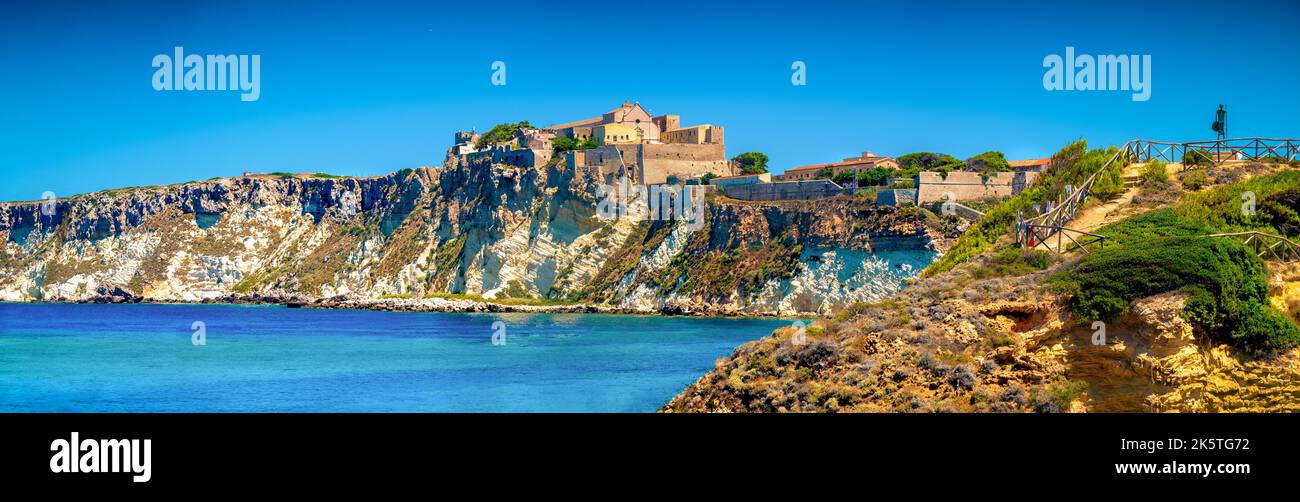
[639,143,730,185]
[567,143,730,185]
[916,171,1021,203]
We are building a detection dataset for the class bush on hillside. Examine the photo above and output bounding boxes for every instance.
[1260,188,1300,238]
[1176,171,1300,237]
[1134,160,1180,206]
[1053,221,1299,351]
[1183,149,1213,167]
[970,242,1056,279]
[1094,208,1214,247]
[1139,160,1170,185]
[1086,147,1126,201]
[1179,169,1210,191]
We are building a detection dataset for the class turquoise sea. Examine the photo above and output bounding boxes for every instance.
[0,303,795,412]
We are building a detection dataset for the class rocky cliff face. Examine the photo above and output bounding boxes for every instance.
[0,159,946,314]
[663,247,1300,412]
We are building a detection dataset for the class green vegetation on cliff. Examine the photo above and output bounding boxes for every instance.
[731,152,770,174]
[896,152,963,178]
[653,234,803,300]
[1176,170,1300,238]
[922,140,1121,277]
[552,135,598,153]
[1051,178,1300,352]
[567,220,676,303]
[475,121,532,150]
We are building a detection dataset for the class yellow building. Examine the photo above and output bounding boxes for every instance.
[662,124,723,145]
[593,123,639,145]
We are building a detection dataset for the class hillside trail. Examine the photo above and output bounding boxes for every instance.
[1035,162,1164,253]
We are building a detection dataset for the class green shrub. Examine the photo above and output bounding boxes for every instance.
[896,152,963,178]
[854,187,878,200]
[1035,380,1088,413]
[1179,169,1210,191]
[1086,148,1126,201]
[1183,149,1213,167]
[553,135,598,153]
[856,167,893,187]
[1139,160,1169,185]
[972,243,1055,278]
[475,121,532,150]
[1176,170,1300,237]
[965,151,1011,174]
[731,152,770,174]
[1094,209,1213,246]
[1052,231,1299,351]
[1260,188,1300,238]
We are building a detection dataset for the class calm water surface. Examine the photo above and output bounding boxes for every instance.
[0,303,795,412]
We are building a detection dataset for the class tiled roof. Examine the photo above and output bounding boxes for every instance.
[1008,158,1050,167]
[784,156,893,173]
[543,117,602,130]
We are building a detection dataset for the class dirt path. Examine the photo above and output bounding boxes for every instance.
[1033,163,1160,252]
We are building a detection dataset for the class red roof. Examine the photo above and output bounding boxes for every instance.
[1009,158,1051,168]
[784,156,893,173]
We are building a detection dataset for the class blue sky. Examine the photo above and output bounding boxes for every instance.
[1,0,1297,201]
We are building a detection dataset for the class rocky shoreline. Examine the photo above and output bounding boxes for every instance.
[26,289,797,318]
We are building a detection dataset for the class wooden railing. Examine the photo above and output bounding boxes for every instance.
[1207,231,1300,263]
[1022,224,1106,255]
[1015,141,1131,248]
[1016,137,1299,253]
[1127,138,1300,167]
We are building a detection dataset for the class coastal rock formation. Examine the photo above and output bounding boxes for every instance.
[665,162,1300,412]
[0,158,950,315]
[663,253,1300,412]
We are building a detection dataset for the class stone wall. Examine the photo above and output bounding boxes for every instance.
[662,125,723,145]
[464,146,552,169]
[569,143,730,185]
[640,143,729,184]
[875,189,917,206]
[915,171,1036,204]
[722,180,853,201]
[711,173,772,187]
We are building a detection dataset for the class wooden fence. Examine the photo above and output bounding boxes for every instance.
[1207,232,1300,263]
[1126,138,1299,167]
[1016,137,1299,253]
